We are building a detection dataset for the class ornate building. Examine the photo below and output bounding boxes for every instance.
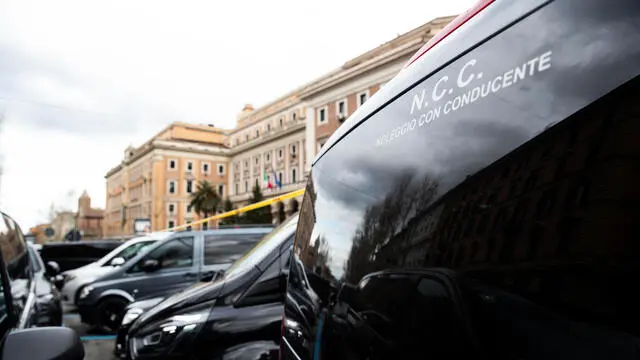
[104,16,456,234]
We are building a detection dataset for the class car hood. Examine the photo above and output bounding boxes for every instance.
[126,296,165,312]
[130,280,224,332]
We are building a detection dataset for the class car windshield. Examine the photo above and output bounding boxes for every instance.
[223,215,298,280]
[99,233,172,266]
[116,241,156,262]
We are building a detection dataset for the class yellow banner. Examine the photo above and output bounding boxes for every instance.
[163,188,305,231]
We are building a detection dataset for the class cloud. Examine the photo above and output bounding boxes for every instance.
[0,0,476,228]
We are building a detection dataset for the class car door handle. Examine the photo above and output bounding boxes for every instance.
[184,272,197,279]
[200,271,215,281]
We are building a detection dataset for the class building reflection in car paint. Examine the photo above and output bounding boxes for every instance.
[283,0,640,359]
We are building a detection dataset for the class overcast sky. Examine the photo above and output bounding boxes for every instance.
[0,0,475,230]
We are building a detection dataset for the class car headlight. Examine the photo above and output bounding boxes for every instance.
[121,308,144,327]
[78,285,94,300]
[131,306,211,358]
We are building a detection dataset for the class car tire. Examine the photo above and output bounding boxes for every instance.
[95,296,129,334]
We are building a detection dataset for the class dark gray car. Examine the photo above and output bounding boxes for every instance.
[77,226,273,332]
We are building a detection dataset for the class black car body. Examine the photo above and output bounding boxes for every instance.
[0,211,83,360]
[115,216,298,360]
[40,240,124,272]
[282,0,640,359]
[77,226,273,332]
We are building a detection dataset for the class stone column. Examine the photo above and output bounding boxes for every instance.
[270,202,280,225]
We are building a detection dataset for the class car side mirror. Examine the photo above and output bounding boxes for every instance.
[53,275,65,290]
[45,261,60,277]
[2,327,84,360]
[140,259,160,272]
[110,257,126,266]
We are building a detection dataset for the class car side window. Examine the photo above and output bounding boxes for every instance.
[203,234,262,265]
[131,237,194,272]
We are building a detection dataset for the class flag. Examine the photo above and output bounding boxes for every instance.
[271,156,282,189]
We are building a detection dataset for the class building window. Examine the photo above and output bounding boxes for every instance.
[235,183,239,194]
[292,168,297,183]
[186,180,194,194]
[167,220,175,229]
[278,148,283,159]
[280,118,284,127]
[291,144,297,156]
[318,140,326,152]
[186,204,193,215]
[292,111,297,121]
[358,90,370,106]
[218,184,224,197]
[186,161,194,172]
[337,99,347,116]
[235,138,239,146]
[267,123,271,132]
[168,159,177,170]
[245,134,249,142]
[255,157,259,165]
[168,180,177,194]
[256,129,260,138]
[218,164,225,175]
[318,107,327,124]
[266,152,271,162]
[244,160,249,168]
[244,181,248,193]
[278,172,283,185]
[202,162,210,174]
[167,203,175,214]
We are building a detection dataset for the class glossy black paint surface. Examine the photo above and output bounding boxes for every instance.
[283,0,640,359]
[122,219,298,359]
[40,240,123,272]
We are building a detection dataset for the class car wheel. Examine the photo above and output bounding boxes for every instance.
[96,296,129,334]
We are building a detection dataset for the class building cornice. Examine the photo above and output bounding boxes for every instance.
[299,38,422,100]
[105,140,230,179]
[227,122,306,156]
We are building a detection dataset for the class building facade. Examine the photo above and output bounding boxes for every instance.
[75,190,104,240]
[103,123,229,236]
[103,16,455,235]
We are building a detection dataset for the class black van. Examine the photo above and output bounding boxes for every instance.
[116,215,298,360]
[282,1,640,360]
[40,240,123,272]
[0,211,83,360]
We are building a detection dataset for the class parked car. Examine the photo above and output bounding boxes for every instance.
[77,225,274,332]
[0,210,84,360]
[60,232,173,309]
[40,239,124,272]
[281,0,640,359]
[114,215,298,360]
[26,243,63,327]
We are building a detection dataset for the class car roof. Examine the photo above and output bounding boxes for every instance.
[313,0,529,164]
